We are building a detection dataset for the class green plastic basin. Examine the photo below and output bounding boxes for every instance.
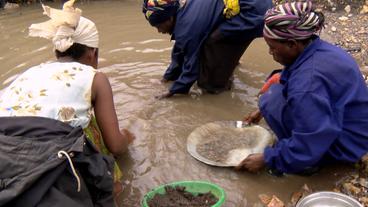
[141,180,226,207]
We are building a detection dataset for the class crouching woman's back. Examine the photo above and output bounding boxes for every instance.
[0,1,133,206]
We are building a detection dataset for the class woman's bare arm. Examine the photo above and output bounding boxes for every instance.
[91,72,134,157]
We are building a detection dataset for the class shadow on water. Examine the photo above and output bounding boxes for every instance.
[0,1,355,206]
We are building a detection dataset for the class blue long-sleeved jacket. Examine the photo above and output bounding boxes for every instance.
[164,0,272,94]
[260,37,368,173]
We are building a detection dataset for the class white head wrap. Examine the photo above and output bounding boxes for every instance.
[29,0,99,52]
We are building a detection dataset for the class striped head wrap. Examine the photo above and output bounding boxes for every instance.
[142,0,179,26]
[263,1,324,40]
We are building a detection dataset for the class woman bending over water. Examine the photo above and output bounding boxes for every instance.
[0,1,134,206]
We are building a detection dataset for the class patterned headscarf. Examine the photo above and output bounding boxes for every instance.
[263,1,324,40]
[29,0,98,52]
[142,0,179,26]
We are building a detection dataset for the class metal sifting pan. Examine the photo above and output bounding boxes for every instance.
[187,121,275,167]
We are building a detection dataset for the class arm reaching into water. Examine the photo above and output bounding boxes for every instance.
[92,72,135,157]
[155,91,174,100]
[242,72,281,124]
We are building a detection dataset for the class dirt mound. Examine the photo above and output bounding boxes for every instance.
[273,0,368,70]
[147,186,219,207]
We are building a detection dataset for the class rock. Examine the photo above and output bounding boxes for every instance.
[339,16,349,21]
[267,195,285,207]
[301,184,313,194]
[358,178,368,188]
[331,26,337,32]
[361,5,368,14]
[327,0,335,7]
[342,183,361,195]
[259,194,272,205]
[362,66,368,73]
[344,5,351,13]
[331,7,336,12]
[290,192,303,206]
[4,2,19,9]
[288,184,313,206]
[360,197,368,206]
[362,153,368,174]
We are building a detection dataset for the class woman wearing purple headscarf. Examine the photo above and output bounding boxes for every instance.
[237,1,368,174]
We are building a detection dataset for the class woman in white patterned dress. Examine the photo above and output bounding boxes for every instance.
[0,0,133,196]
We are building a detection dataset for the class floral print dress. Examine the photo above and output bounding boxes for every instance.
[0,62,95,126]
[0,61,122,181]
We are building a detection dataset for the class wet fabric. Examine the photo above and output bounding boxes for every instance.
[163,0,272,94]
[29,0,99,52]
[259,37,368,173]
[198,36,253,93]
[0,116,114,207]
[263,1,323,40]
[142,0,179,26]
[84,116,123,182]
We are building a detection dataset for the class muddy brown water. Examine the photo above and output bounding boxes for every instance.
[0,1,355,206]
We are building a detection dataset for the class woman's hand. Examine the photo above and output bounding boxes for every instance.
[155,91,174,99]
[160,78,169,84]
[243,109,263,125]
[235,153,265,173]
[120,129,135,144]
[111,129,135,159]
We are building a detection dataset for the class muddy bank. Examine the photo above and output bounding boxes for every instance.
[255,155,368,207]
[273,0,368,74]
[317,0,368,73]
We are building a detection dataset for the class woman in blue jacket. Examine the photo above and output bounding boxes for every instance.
[238,1,368,174]
[143,0,272,98]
